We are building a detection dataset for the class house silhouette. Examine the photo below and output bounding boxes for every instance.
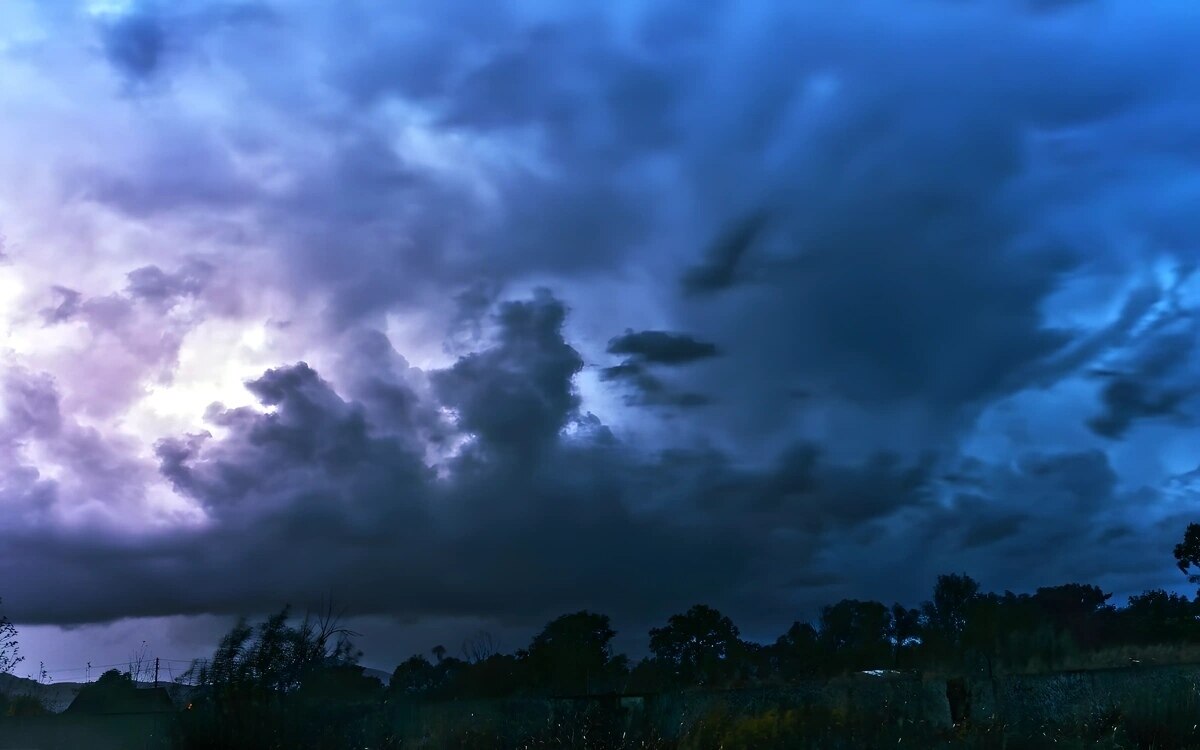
[65,673,174,715]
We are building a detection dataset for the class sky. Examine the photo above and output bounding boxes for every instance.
[2,0,1200,679]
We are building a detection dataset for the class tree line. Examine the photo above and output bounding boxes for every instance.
[166,566,1200,748]
[388,579,1200,700]
[371,522,1200,698]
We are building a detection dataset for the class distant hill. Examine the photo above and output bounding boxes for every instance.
[362,667,391,685]
[1,666,386,714]
[0,673,83,712]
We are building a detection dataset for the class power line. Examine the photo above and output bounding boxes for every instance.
[26,656,207,683]
[38,661,131,674]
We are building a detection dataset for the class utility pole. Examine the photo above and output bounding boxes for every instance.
[154,657,160,688]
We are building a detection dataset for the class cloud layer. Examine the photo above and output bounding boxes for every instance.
[1,0,1200,657]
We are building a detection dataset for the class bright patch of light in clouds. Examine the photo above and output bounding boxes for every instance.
[131,318,282,434]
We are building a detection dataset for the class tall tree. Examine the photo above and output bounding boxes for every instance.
[819,599,892,671]
[771,621,821,679]
[890,604,922,668]
[921,573,981,664]
[1034,583,1113,650]
[924,574,980,639]
[390,655,436,696]
[179,606,377,750]
[526,611,619,695]
[649,604,743,687]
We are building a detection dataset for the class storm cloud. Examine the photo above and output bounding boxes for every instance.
[602,329,720,408]
[606,331,719,366]
[0,291,1182,637]
[0,0,1199,667]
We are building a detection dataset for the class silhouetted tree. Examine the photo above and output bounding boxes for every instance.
[461,630,499,663]
[627,656,674,692]
[450,653,525,699]
[819,599,892,672]
[294,663,382,713]
[96,668,131,687]
[1120,589,1200,644]
[733,640,769,685]
[1175,523,1200,586]
[0,598,21,676]
[649,605,743,687]
[185,608,349,692]
[390,655,436,696]
[889,604,922,668]
[960,592,1027,678]
[770,621,822,679]
[1034,583,1113,651]
[921,574,980,662]
[526,611,622,695]
[179,605,378,750]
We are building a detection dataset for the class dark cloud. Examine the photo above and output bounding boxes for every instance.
[750,444,935,533]
[1085,284,1200,438]
[599,363,712,408]
[606,330,719,365]
[684,128,1078,414]
[0,292,964,632]
[682,213,771,295]
[432,291,584,459]
[125,260,214,307]
[40,286,82,325]
[916,449,1133,586]
[158,360,428,518]
[332,327,449,453]
[0,290,1187,642]
[97,1,277,84]
[785,571,844,590]
[597,326,710,405]
[959,512,1025,549]
[599,361,713,409]
[100,10,166,82]
[1088,377,1186,439]
[601,330,719,407]
[647,4,1192,449]
[0,293,746,624]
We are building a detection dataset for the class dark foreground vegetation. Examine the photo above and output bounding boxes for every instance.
[161,582,1200,750]
[9,525,1200,747]
[161,524,1200,748]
